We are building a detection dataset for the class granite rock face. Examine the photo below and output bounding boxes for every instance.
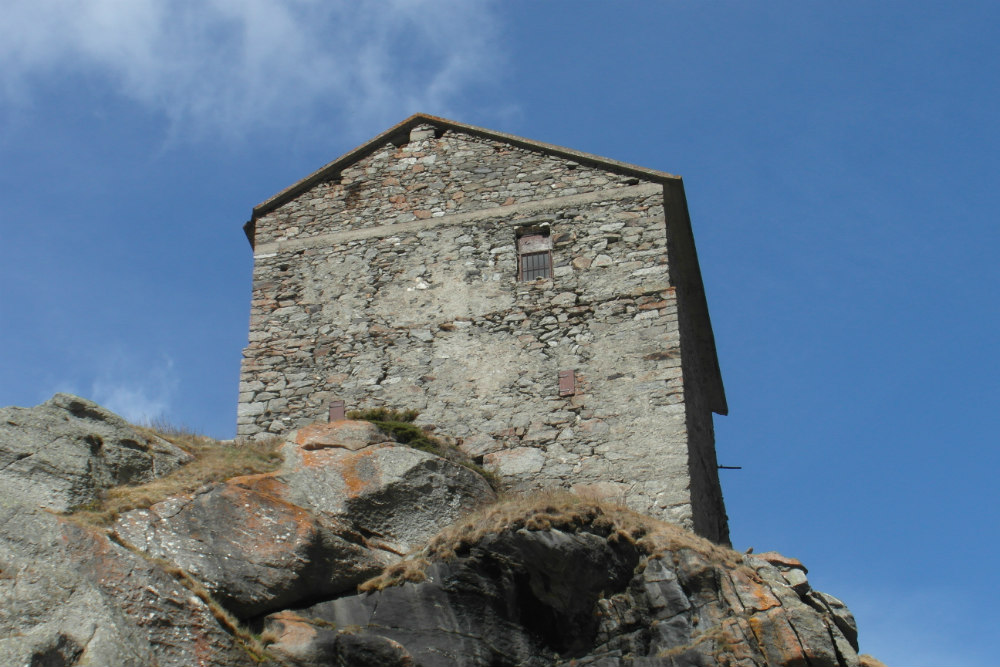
[113,421,496,618]
[0,397,871,667]
[0,393,191,512]
[112,479,389,619]
[0,500,256,667]
[269,428,498,555]
[263,504,863,667]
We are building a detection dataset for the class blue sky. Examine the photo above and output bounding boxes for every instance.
[1,2,997,664]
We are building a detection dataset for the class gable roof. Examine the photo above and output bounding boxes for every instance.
[249,113,681,223]
[243,113,727,416]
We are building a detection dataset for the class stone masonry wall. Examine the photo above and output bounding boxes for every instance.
[240,125,727,540]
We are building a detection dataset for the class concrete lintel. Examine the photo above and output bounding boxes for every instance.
[254,182,662,257]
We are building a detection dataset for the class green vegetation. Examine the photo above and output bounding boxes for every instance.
[347,408,502,492]
[346,407,420,424]
[69,425,284,526]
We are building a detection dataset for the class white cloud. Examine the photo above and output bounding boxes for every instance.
[89,353,178,423]
[91,380,172,425]
[53,351,178,424]
[0,0,505,138]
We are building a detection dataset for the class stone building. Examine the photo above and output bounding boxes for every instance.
[238,114,730,543]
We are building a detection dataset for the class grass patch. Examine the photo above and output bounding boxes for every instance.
[347,408,502,492]
[859,656,888,667]
[68,426,284,526]
[360,489,742,592]
[346,407,420,424]
[358,557,430,592]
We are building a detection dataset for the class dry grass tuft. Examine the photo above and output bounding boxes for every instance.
[360,489,742,592]
[68,426,284,526]
[358,558,430,592]
[257,627,281,647]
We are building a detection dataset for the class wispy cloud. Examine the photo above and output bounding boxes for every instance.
[0,0,506,138]
[52,351,178,424]
[90,367,176,425]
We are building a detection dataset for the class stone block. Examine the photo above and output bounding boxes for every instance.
[484,448,546,476]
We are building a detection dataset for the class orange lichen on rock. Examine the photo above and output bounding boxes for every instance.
[295,420,391,451]
[754,551,807,572]
[335,448,381,499]
[231,470,291,500]
[748,607,809,667]
[264,610,320,648]
[215,484,316,559]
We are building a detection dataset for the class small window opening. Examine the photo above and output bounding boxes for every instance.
[520,251,551,280]
[518,231,552,281]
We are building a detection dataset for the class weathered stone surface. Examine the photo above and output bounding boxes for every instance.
[112,427,494,619]
[265,611,415,667]
[0,394,871,667]
[484,446,546,475]
[113,479,388,618]
[241,437,497,556]
[810,590,860,652]
[295,420,391,450]
[0,393,191,512]
[264,503,861,667]
[755,550,807,570]
[458,433,502,457]
[0,499,254,667]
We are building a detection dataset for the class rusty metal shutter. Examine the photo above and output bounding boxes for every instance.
[559,370,576,396]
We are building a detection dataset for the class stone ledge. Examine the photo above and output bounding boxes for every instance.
[254,182,662,257]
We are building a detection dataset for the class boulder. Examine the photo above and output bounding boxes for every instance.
[0,499,258,667]
[246,429,497,556]
[113,481,390,618]
[263,499,863,667]
[295,420,392,450]
[0,393,191,512]
[113,423,496,619]
[0,398,871,667]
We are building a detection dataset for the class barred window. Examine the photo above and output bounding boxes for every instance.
[520,251,551,280]
[517,232,552,281]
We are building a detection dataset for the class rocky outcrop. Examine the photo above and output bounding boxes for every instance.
[271,424,498,555]
[263,499,863,667]
[0,500,256,667]
[0,397,873,667]
[0,394,191,512]
[112,480,389,618]
[113,420,497,618]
